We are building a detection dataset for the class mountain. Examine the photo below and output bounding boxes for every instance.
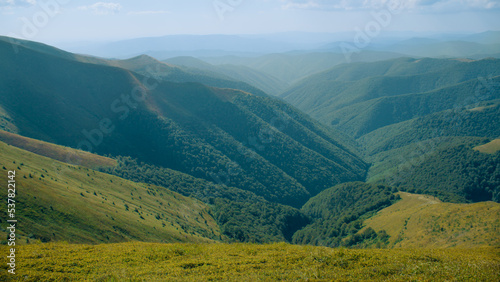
[164,56,289,95]
[64,34,299,59]
[383,40,500,58]
[1,37,272,97]
[459,31,500,45]
[281,58,500,205]
[0,140,222,244]
[0,36,367,209]
[282,57,500,137]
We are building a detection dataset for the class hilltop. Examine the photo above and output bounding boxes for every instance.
[361,192,500,248]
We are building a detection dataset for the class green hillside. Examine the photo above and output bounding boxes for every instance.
[377,143,499,203]
[292,182,400,248]
[361,192,500,248]
[282,57,500,137]
[474,138,500,154]
[0,141,221,245]
[359,104,500,203]
[0,130,311,244]
[358,103,500,156]
[0,37,367,208]
[0,130,116,169]
[0,37,270,98]
[106,55,271,97]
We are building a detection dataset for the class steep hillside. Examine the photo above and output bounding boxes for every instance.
[0,141,221,244]
[0,36,367,208]
[358,103,500,156]
[359,104,500,203]
[1,37,270,97]
[292,182,400,248]
[0,130,310,244]
[377,143,500,203]
[0,130,116,169]
[361,192,500,248]
[106,55,270,97]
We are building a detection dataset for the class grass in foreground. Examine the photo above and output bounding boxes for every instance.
[1,242,499,281]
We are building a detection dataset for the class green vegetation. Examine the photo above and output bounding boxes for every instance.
[1,36,498,275]
[293,182,400,248]
[164,56,289,96]
[204,51,403,84]
[474,138,500,154]
[0,37,367,208]
[2,242,498,281]
[99,156,310,243]
[378,144,500,203]
[0,130,116,169]
[0,141,222,245]
[362,192,500,248]
[282,57,500,137]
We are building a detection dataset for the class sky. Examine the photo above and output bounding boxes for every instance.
[0,0,499,44]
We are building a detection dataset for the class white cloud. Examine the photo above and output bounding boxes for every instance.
[280,0,500,11]
[127,10,170,15]
[78,2,122,16]
[0,0,36,7]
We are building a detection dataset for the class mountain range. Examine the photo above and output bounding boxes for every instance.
[0,34,498,251]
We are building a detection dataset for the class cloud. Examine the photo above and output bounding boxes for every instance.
[280,0,500,11]
[78,2,122,15]
[0,0,36,7]
[127,10,170,15]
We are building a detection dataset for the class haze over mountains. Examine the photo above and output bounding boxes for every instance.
[0,30,499,251]
[61,31,500,60]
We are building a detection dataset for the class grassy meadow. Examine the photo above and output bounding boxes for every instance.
[361,192,500,248]
[1,242,499,281]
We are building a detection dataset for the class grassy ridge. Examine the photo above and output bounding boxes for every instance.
[0,130,116,169]
[474,138,500,154]
[0,141,221,244]
[362,192,500,248]
[1,242,498,281]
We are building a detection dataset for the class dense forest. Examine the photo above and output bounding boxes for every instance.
[292,182,399,248]
[381,144,499,203]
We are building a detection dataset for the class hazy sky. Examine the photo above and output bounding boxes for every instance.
[1,0,499,44]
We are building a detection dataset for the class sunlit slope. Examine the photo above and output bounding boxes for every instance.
[362,192,500,248]
[474,138,500,154]
[0,130,116,169]
[0,141,221,244]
